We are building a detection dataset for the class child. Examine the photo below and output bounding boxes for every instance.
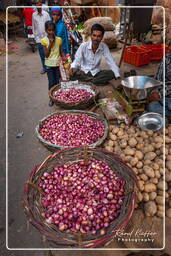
[41,20,62,106]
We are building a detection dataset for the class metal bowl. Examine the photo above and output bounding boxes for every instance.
[121,76,162,100]
[137,112,163,131]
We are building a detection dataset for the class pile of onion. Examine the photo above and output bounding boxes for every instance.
[39,113,104,146]
[38,159,125,235]
[53,88,93,103]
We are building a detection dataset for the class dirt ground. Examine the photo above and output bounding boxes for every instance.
[0,35,170,256]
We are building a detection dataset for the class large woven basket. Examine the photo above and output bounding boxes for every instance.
[35,110,108,152]
[22,147,137,248]
[49,82,99,110]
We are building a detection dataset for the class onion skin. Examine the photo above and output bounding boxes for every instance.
[39,113,105,147]
[39,159,125,235]
[53,88,93,103]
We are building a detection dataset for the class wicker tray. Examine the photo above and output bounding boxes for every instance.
[35,110,109,151]
[49,82,99,110]
[22,147,137,248]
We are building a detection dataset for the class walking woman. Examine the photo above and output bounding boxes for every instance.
[51,7,70,55]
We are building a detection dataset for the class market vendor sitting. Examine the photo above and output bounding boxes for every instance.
[147,52,171,119]
[69,23,120,86]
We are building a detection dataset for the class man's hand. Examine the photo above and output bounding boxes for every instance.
[69,67,75,77]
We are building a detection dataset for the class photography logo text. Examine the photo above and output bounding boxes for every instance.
[114,228,157,243]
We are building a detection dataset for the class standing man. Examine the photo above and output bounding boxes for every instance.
[69,24,120,86]
[32,0,50,74]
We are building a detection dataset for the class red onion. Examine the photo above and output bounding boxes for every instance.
[39,113,105,147]
[39,159,125,235]
[53,88,93,103]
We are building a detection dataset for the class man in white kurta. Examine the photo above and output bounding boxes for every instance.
[69,23,120,85]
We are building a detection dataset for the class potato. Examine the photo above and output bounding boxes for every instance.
[109,125,115,131]
[150,178,158,184]
[105,146,113,152]
[154,136,163,143]
[144,183,156,192]
[165,148,169,155]
[108,140,114,147]
[155,196,164,205]
[149,192,157,200]
[135,150,144,160]
[124,155,132,162]
[137,180,144,191]
[127,127,135,134]
[166,155,171,161]
[158,190,163,196]
[140,131,148,139]
[159,168,164,175]
[157,205,164,211]
[137,192,143,202]
[169,200,171,207]
[143,159,152,166]
[112,127,120,134]
[120,123,126,129]
[155,158,163,166]
[142,145,155,153]
[143,192,149,202]
[128,138,137,147]
[157,181,167,191]
[144,152,157,161]
[144,201,157,216]
[147,130,154,136]
[155,142,163,149]
[166,161,171,170]
[166,172,171,182]
[165,192,169,199]
[143,166,155,178]
[157,211,164,218]
[136,143,144,150]
[109,133,117,141]
[165,136,171,143]
[152,163,160,170]
[139,174,148,181]
[124,148,135,156]
[136,161,143,169]
[166,208,171,218]
[117,130,124,137]
[130,157,139,167]
[120,139,127,149]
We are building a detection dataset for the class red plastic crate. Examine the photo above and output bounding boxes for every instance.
[140,44,169,60]
[123,46,151,67]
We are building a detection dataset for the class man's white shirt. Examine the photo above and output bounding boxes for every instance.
[71,41,120,78]
[32,10,50,43]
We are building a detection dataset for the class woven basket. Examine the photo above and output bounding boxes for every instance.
[22,147,137,248]
[49,82,99,110]
[35,110,108,152]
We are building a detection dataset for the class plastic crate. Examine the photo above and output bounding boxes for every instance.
[140,44,169,60]
[123,46,151,67]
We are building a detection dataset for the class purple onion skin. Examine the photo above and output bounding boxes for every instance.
[39,159,125,234]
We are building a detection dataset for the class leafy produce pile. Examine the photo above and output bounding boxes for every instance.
[103,124,171,218]
[39,113,104,147]
[53,88,93,103]
[38,159,125,234]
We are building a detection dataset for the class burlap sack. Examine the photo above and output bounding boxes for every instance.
[102,31,117,49]
[83,17,115,36]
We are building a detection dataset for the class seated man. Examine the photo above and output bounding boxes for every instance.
[69,23,120,86]
[147,52,171,118]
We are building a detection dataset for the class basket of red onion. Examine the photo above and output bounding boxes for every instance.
[35,110,108,151]
[49,82,99,109]
[23,147,137,248]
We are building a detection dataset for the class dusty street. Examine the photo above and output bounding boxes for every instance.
[0,35,170,256]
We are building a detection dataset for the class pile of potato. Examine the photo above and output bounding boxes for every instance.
[103,123,171,218]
